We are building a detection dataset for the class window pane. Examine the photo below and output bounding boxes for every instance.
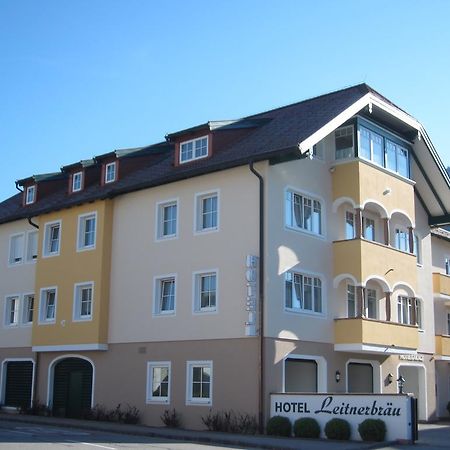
[314,278,322,313]
[366,288,377,319]
[372,132,384,166]
[347,285,356,317]
[363,218,375,241]
[293,194,303,228]
[359,127,371,159]
[345,211,355,239]
[285,272,293,309]
[303,198,312,231]
[397,146,408,177]
[335,126,354,159]
[386,141,397,172]
[293,273,302,309]
[303,276,312,310]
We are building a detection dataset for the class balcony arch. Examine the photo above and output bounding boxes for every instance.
[332,196,358,213]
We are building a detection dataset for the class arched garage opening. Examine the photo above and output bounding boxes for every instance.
[50,357,93,418]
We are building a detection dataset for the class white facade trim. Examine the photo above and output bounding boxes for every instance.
[33,343,108,352]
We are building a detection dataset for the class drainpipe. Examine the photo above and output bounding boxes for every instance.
[27,217,39,229]
[249,161,265,434]
[15,181,23,193]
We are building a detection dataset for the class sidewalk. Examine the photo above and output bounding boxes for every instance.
[0,411,388,450]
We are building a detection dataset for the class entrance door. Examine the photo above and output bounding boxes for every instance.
[398,365,426,420]
[53,358,92,418]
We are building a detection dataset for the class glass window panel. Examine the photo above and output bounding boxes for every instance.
[372,132,384,167]
[359,127,371,159]
[386,140,397,171]
[347,285,356,317]
[345,211,355,239]
[366,288,377,319]
[335,126,354,160]
[363,218,375,241]
[303,276,313,310]
[397,146,409,177]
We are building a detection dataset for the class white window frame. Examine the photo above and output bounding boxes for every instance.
[25,185,36,205]
[394,227,409,253]
[39,287,57,324]
[156,199,178,241]
[153,274,177,316]
[8,233,25,266]
[195,190,219,234]
[335,125,354,160]
[285,188,324,237]
[77,212,97,251]
[186,360,213,405]
[72,171,83,192]
[179,136,209,164]
[4,295,20,327]
[25,230,38,263]
[73,282,94,322]
[146,361,171,404]
[105,162,116,183]
[21,293,35,325]
[193,270,218,314]
[43,220,62,257]
[284,269,323,316]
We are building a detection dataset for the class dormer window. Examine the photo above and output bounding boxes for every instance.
[180,136,208,164]
[105,162,116,183]
[72,171,83,192]
[25,185,36,205]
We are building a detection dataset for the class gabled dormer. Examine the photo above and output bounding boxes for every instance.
[167,119,270,167]
[17,173,66,206]
[61,159,96,194]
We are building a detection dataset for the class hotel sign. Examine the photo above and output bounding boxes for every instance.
[270,393,415,441]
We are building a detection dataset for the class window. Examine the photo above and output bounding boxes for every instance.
[25,185,36,205]
[180,136,208,164]
[26,231,38,262]
[187,361,212,404]
[39,288,57,323]
[146,362,171,403]
[397,296,421,327]
[77,213,96,250]
[9,234,24,265]
[285,358,318,392]
[194,272,217,312]
[312,142,324,160]
[395,228,409,252]
[22,294,34,324]
[285,271,322,314]
[413,234,421,264]
[347,285,356,317]
[74,283,93,321]
[363,217,375,241]
[366,288,377,319]
[105,162,116,183]
[5,296,19,326]
[447,312,450,335]
[445,257,450,275]
[72,172,83,192]
[157,201,178,239]
[358,124,410,178]
[335,126,354,160]
[43,221,61,257]
[345,211,355,239]
[196,192,219,232]
[154,276,176,315]
[285,190,322,235]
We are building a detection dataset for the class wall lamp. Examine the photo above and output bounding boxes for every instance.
[335,370,341,383]
[387,373,393,385]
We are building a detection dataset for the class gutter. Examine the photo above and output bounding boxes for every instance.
[249,161,265,434]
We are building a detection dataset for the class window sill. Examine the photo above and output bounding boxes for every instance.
[186,399,212,406]
[194,227,219,236]
[285,225,325,240]
[146,398,170,405]
[284,308,325,318]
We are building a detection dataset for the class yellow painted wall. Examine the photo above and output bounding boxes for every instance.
[433,273,450,297]
[32,200,113,347]
[332,161,415,220]
[335,318,418,349]
[333,239,417,290]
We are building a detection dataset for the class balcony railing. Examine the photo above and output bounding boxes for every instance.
[433,273,450,297]
[333,239,417,290]
[335,317,418,353]
[435,335,450,357]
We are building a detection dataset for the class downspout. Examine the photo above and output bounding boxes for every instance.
[27,217,39,229]
[15,181,23,193]
[249,161,265,434]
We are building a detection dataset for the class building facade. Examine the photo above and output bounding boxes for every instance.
[1,84,450,428]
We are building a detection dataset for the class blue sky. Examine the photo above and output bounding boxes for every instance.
[1,0,449,200]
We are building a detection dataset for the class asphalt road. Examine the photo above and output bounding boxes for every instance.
[0,422,249,450]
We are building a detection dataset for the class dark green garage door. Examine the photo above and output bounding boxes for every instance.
[53,358,93,418]
[4,361,33,408]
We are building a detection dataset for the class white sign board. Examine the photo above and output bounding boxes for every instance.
[270,393,414,441]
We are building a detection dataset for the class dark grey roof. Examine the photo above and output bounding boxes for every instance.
[0,83,399,224]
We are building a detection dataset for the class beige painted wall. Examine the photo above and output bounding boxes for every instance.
[108,165,260,343]
[0,219,38,348]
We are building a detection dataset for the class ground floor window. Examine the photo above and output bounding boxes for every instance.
[186,361,212,405]
[284,358,318,393]
[2,360,33,408]
[347,362,373,393]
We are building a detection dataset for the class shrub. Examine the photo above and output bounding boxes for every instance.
[161,408,181,428]
[202,410,258,434]
[266,415,292,437]
[122,404,140,424]
[293,417,320,438]
[82,403,139,424]
[20,400,52,417]
[358,419,386,442]
[324,418,351,440]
